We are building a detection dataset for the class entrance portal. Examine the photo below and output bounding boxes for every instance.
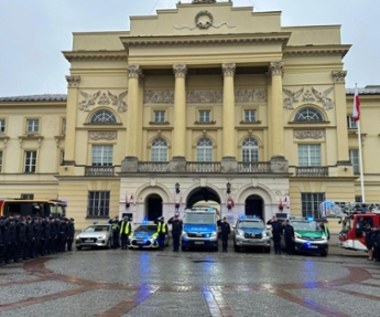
[146,194,163,221]
[186,187,220,212]
[245,195,264,219]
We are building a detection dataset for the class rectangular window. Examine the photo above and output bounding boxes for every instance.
[0,150,2,172]
[199,110,211,123]
[154,111,165,123]
[298,144,321,166]
[244,110,256,123]
[24,150,37,173]
[0,119,5,133]
[301,193,325,219]
[88,191,110,217]
[347,116,358,129]
[60,150,65,165]
[349,149,360,174]
[26,119,39,134]
[21,193,34,199]
[92,145,113,166]
[61,118,66,135]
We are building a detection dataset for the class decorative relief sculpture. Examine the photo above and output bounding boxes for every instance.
[186,90,222,104]
[78,90,128,112]
[222,63,236,77]
[192,0,216,3]
[173,64,187,77]
[294,130,325,140]
[282,86,335,110]
[127,64,141,78]
[332,70,347,83]
[269,61,284,76]
[65,75,80,88]
[174,10,235,30]
[235,88,267,103]
[144,90,174,104]
[89,131,117,140]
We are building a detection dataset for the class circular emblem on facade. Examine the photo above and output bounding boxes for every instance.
[195,11,213,29]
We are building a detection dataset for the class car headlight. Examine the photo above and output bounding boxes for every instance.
[98,234,106,240]
[237,229,244,237]
[295,232,302,239]
[262,231,267,237]
[210,231,217,238]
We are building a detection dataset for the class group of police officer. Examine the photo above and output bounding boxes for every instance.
[0,215,75,265]
[363,223,380,262]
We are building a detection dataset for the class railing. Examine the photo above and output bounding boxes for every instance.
[295,166,329,177]
[186,162,221,173]
[237,162,271,173]
[138,162,168,172]
[85,166,115,176]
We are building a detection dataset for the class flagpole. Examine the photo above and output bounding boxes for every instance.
[355,84,366,202]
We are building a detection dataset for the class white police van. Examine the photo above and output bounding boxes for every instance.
[181,206,219,251]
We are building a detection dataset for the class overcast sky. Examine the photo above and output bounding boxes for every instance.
[0,0,379,97]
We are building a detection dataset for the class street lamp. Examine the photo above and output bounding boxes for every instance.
[226,182,231,194]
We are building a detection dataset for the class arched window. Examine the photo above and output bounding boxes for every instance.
[242,137,259,162]
[294,107,324,122]
[90,109,117,124]
[196,137,213,161]
[151,138,167,161]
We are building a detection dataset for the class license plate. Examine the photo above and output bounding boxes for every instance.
[85,239,93,243]
[308,245,318,249]
[194,241,205,245]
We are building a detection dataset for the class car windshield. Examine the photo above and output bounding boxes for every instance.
[185,213,216,224]
[135,224,157,233]
[84,225,109,232]
[238,221,264,229]
[292,221,322,232]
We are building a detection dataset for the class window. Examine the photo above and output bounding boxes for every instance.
[294,107,324,122]
[60,150,65,165]
[61,118,66,135]
[26,119,39,134]
[347,116,358,129]
[154,111,165,123]
[88,191,110,217]
[21,193,34,199]
[244,110,256,123]
[301,193,325,219]
[199,110,211,123]
[242,137,259,162]
[0,150,2,172]
[298,144,321,166]
[196,138,213,161]
[90,110,116,124]
[151,138,168,161]
[92,145,113,166]
[0,119,5,133]
[24,150,37,173]
[349,149,360,174]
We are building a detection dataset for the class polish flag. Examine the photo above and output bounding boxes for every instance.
[352,87,361,122]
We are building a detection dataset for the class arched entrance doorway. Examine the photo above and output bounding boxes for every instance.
[245,195,264,219]
[186,187,221,215]
[146,194,163,221]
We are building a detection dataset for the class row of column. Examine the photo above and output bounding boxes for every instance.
[125,62,285,161]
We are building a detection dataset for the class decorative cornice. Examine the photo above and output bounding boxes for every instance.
[173,64,187,78]
[120,33,291,48]
[89,131,117,140]
[332,70,347,83]
[294,130,325,140]
[63,51,128,62]
[284,45,351,57]
[222,63,236,77]
[65,75,81,88]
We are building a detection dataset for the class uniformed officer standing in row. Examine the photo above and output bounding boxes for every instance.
[156,217,168,250]
[119,216,132,250]
[168,213,183,252]
[267,215,283,255]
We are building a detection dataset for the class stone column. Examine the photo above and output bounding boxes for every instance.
[126,64,141,159]
[269,61,284,158]
[172,64,187,159]
[64,75,80,165]
[222,63,236,159]
[332,70,350,164]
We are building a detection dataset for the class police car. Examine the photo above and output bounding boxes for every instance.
[232,216,271,252]
[75,223,113,250]
[128,222,169,249]
[288,218,329,256]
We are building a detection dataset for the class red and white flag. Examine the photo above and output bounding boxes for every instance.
[352,87,361,122]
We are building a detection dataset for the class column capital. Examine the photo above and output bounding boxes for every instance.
[332,70,347,83]
[173,64,187,78]
[127,64,141,79]
[65,75,80,88]
[269,61,284,76]
[222,63,236,77]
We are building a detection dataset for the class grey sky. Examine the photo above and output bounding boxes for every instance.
[0,0,379,97]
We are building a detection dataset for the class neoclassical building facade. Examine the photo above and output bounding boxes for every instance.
[0,0,379,228]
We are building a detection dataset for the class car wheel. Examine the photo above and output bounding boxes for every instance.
[181,245,187,252]
[320,250,328,257]
[76,246,82,251]
[234,244,240,252]
[107,239,111,249]
[265,247,271,253]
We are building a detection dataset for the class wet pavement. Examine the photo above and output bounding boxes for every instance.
[0,237,379,317]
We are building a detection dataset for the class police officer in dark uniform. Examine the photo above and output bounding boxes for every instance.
[220,217,231,252]
[66,218,75,251]
[268,215,283,254]
[0,218,4,265]
[168,213,183,252]
[283,219,295,255]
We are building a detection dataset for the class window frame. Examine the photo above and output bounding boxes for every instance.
[198,110,211,123]
[294,107,324,122]
[298,144,321,166]
[92,144,113,166]
[24,150,37,173]
[151,138,168,162]
[153,110,166,124]
[349,149,360,175]
[241,137,259,162]
[243,109,257,123]
[26,118,40,134]
[0,119,6,133]
[301,193,325,219]
[87,191,110,218]
[196,137,213,162]
[90,109,117,125]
